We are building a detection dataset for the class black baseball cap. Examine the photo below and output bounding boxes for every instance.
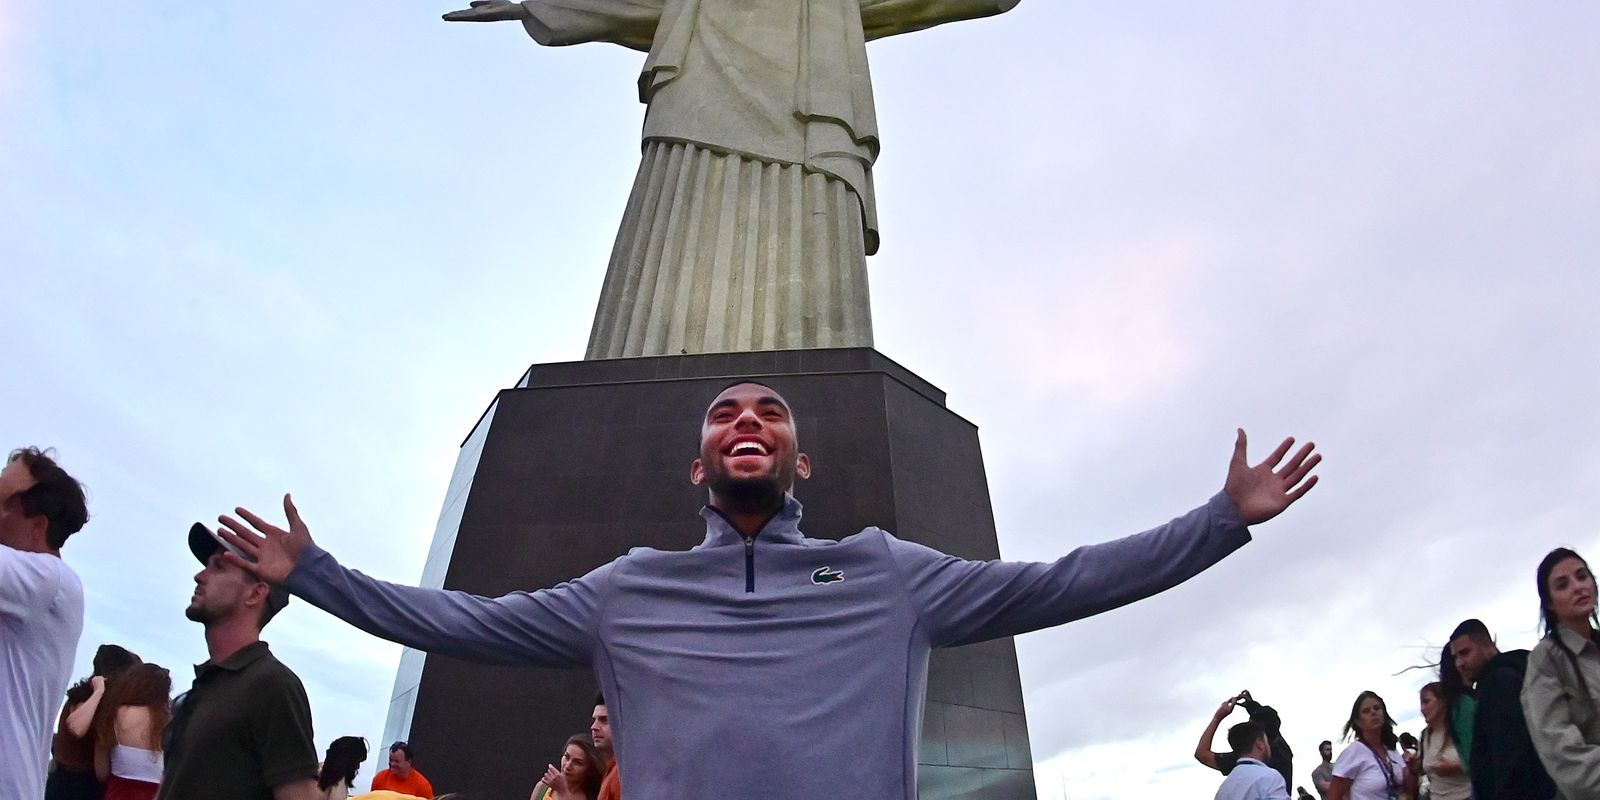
[188,522,290,619]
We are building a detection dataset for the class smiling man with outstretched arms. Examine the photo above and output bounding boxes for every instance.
[217,382,1321,800]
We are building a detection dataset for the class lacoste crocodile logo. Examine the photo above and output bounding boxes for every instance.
[811,566,844,585]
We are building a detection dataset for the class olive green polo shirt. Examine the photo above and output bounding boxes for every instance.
[156,641,317,800]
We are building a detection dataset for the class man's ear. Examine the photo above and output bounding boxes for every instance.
[690,458,705,486]
[244,580,270,611]
[795,453,811,480]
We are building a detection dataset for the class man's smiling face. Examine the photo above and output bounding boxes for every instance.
[691,382,809,509]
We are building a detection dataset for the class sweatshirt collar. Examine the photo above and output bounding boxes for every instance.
[697,493,806,548]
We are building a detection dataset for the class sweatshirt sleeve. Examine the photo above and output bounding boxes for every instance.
[1522,643,1600,796]
[283,543,606,668]
[883,492,1250,647]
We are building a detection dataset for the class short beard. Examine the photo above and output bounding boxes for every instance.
[184,602,213,624]
[710,475,786,515]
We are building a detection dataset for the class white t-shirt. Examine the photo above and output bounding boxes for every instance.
[1420,727,1471,800]
[0,544,85,800]
[1332,740,1407,800]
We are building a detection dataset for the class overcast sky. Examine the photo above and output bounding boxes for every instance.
[4,2,1598,797]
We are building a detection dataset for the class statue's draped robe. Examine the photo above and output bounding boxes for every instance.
[519,0,1018,358]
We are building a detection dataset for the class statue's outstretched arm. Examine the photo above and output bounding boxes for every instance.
[443,0,659,51]
[443,0,530,23]
[860,0,1019,41]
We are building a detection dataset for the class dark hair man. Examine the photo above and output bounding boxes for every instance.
[217,382,1321,800]
[156,524,317,800]
[1214,721,1289,800]
[0,447,88,800]
[592,692,619,800]
[1449,618,1555,800]
[1311,740,1333,799]
[372,740,434,797]
[1195,691,1294,793]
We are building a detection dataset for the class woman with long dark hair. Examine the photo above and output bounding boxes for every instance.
[317,736,369,800]
[1326,690,1410,800]
[1523,547,1600,799]
[1405,682,1470,800]
[90,663,170,800]
[530,735,608,800]
[49,644,141,800]
[1436,642,1476,772]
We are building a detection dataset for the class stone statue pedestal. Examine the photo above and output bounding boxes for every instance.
[385,348,1036,800]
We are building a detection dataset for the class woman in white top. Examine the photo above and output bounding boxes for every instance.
[1327,690,1411,800]
[1406,681,1470,800]
[83,663,170,800]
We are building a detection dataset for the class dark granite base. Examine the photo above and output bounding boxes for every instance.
[403,348,1035,799]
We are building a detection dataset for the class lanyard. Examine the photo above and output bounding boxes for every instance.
[1362,741,1399,800]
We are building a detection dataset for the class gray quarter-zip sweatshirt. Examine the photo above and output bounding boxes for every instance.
[285,491,1249,799]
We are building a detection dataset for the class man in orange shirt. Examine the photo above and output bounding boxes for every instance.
[371,741,434,798]
[593,695,619,800]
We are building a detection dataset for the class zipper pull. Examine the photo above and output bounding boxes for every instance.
[743,536,756,593]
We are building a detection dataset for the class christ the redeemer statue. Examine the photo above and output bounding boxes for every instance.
[445,0,1020,359]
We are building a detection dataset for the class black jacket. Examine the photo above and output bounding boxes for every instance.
[1472,649,1557,800]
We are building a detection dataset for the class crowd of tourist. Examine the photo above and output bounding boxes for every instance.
[6,380,1598,800]
[3,378,1327,800]
[1200,548,1600,800]
[0,441,615,800]
[3,448,403,800]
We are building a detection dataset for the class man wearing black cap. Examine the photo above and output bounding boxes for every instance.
[156,523,319,800]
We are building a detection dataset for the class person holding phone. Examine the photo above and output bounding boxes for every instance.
[1196,691,1294,793]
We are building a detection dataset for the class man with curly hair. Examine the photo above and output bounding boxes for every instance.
[0,446,89,800]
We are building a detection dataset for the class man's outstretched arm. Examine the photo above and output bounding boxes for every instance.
[218,495,602,668]
[888,430,1320,647]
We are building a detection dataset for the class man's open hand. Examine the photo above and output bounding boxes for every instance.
[1224,429,1320,525]
[443,0,530,22]
[216,493,315,585]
